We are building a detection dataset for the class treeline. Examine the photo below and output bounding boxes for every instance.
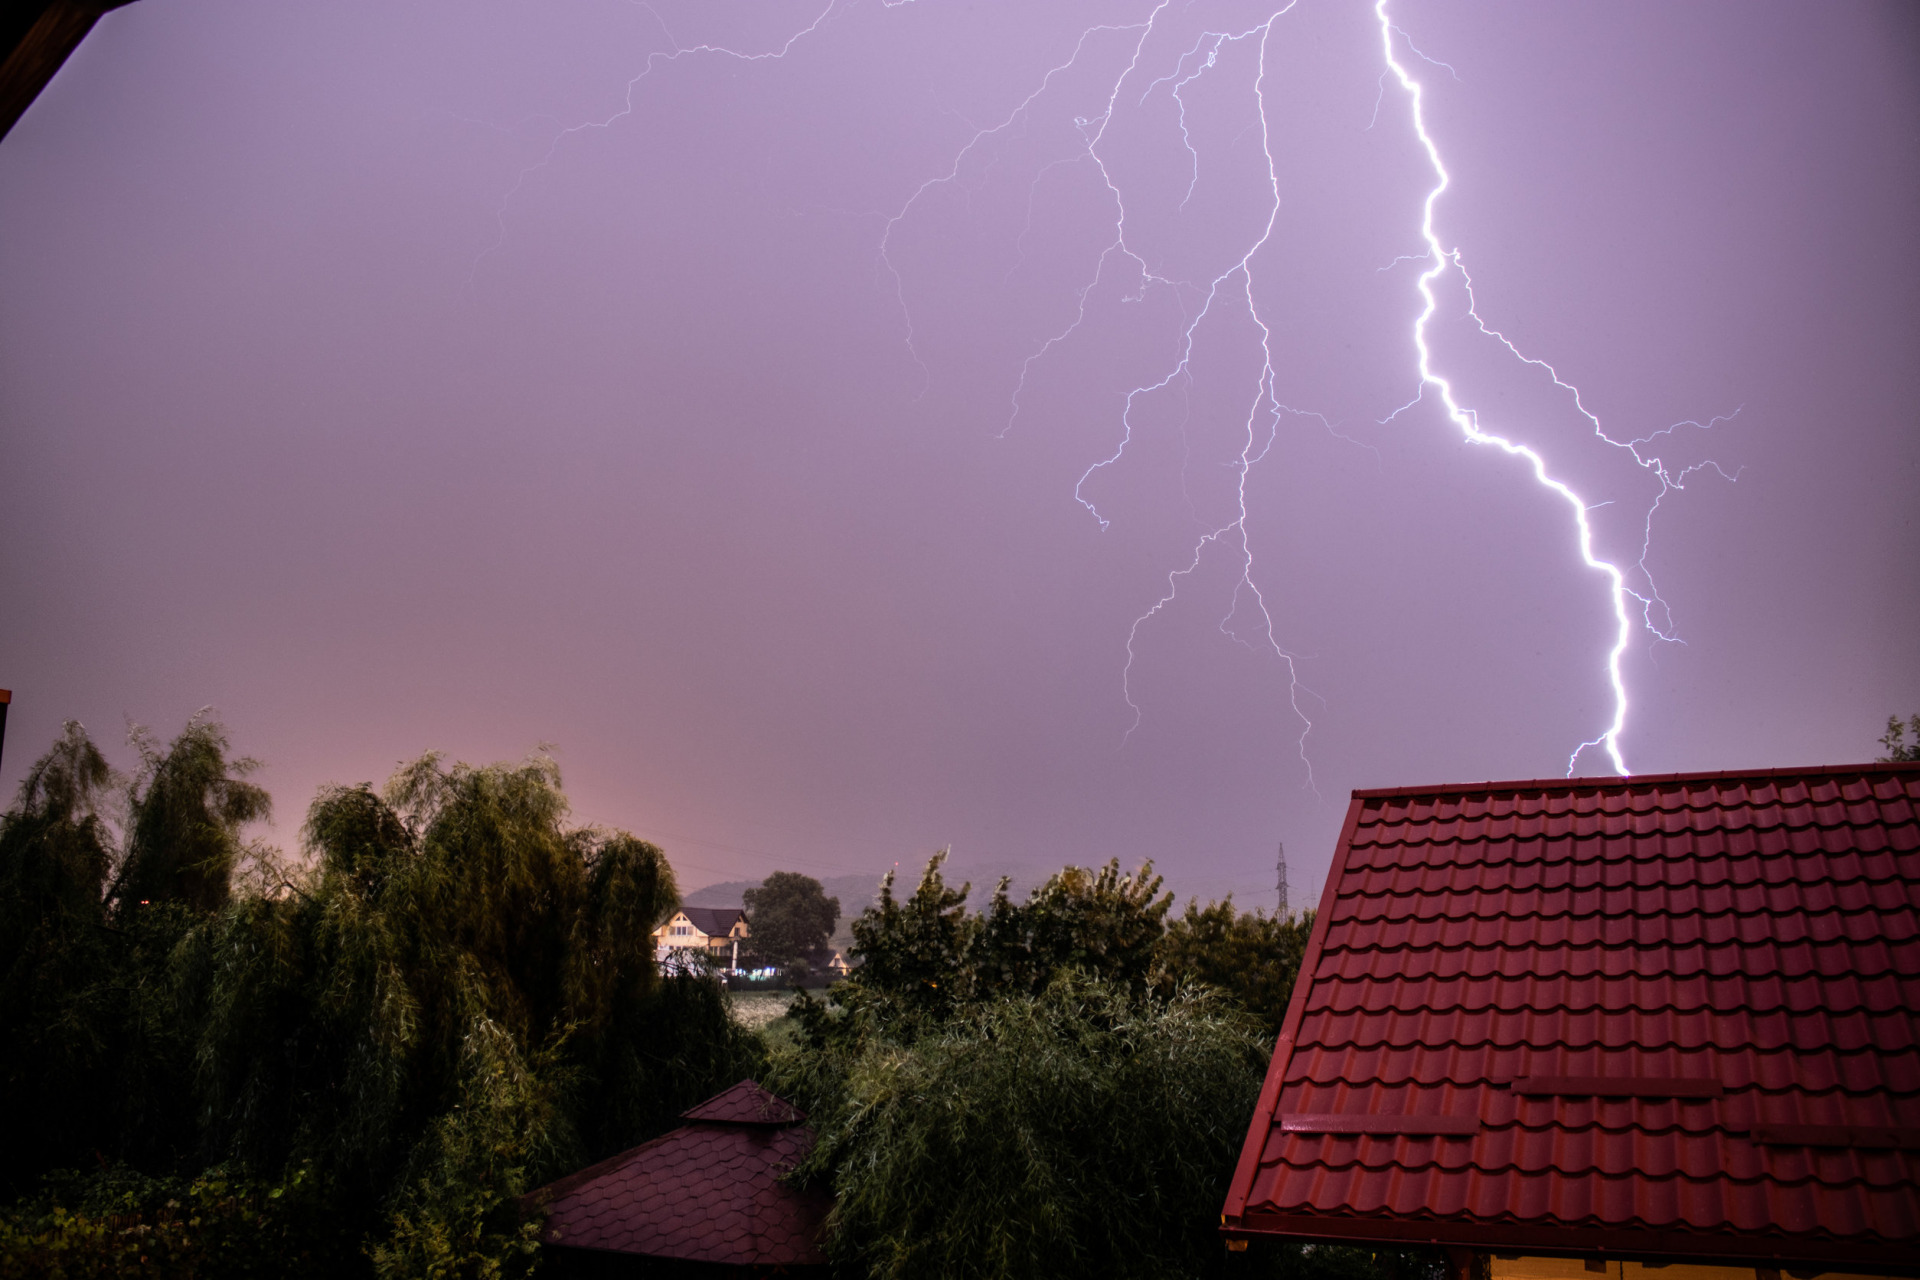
[1,714,1429,1280]
[756,856,1434,1280]
[0,716,759,1277]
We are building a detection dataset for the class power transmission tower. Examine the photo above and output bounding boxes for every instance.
[1275,842,1288,915]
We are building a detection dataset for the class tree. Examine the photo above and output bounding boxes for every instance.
[773,853,1409,1280]
[0,721,115,964]
[743,870,840,969]
[0,722,121,1190]
[1878,713,1920,762]
[0,728,763,1277]
[840,852,976,1018]
[111,712,271,917]
[1155,898,1315,1038]
[776,974,1270,1280]
[971,859,1171,997]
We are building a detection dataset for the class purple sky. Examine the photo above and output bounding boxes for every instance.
[3,0,1916,909]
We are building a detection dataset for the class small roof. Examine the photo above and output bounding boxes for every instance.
[668,905,748,937]
[682,1079,807,1126]
[527,1080,828,1268]
[1223,764,1920,1270]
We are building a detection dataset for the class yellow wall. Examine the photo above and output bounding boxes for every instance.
[1490,1256,1901,1280]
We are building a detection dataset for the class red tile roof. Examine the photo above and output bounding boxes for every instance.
[681,1078,807,1126]
[526,1081,829,1268]
[1223,764,1920,1269]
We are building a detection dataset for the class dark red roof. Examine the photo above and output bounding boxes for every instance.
[675,906,747,937]
[682,1079,807,1126]
[526,1081,829,1268]
[1223,764,1920,1269]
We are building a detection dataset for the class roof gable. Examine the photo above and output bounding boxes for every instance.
[674,905,747,937]
[1224,764,1920,1269]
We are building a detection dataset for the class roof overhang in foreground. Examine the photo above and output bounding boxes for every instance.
[1,1,141,141]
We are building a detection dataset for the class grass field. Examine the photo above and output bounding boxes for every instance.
[728,990,795,1033]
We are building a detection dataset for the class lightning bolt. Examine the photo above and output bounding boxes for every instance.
[470,0,841,279]
[1371,0,1735,776]
[480,0,1738,787]
[912,5,1325,787]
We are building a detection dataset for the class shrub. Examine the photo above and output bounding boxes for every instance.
[775,974,1270,1280]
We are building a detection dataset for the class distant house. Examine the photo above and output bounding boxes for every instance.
[524,1079,829,1277]
[652,906,750,972]
[1223,763,1920,1277]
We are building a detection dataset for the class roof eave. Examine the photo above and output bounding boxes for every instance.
[1219,1212,1920,1275]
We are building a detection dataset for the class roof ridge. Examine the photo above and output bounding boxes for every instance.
[1350,763,1920,800]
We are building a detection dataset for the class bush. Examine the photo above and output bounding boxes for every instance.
[0,1163,346,1279]
[774,974,1270,1280]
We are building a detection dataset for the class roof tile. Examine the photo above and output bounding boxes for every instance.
[524,1082,829,1267]
[1226,764,1920,1269]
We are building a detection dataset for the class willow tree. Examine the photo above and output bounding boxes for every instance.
[111,713,271,916]
[178,752,759,1274]
[0,715,270,1191]
[780,975,1270,1280]
[2,726,759,1276]
[0,723,119,1189]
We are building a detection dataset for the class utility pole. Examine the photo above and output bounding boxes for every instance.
[1275,842,1288,915]
[0,688,10,775]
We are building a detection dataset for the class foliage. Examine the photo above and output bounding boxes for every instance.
[743,870,840,969]
[1257,1243,1447,1280]
[0,721,762,1277]
[971,860,1172,997]
[111,714,271,917]
[841,852,977,1018]
[0,1162,346,1280]
[1156,898,1315,1038]
[0,723,120,1181]
[772,975,1270,1280]
[837,852,1173,1025]
[0,722,115,947]
[1878,713,1920,762]
[0,720,233,1191]
[776,853,1329,1279]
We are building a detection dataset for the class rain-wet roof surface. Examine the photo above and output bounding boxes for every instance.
[1224,765,1920,1269]
[527,1080,828,1268]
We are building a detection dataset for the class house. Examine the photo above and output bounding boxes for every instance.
[652,906,750,972]
[523,1080,829,1278]
[1223,763,1920,1278]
